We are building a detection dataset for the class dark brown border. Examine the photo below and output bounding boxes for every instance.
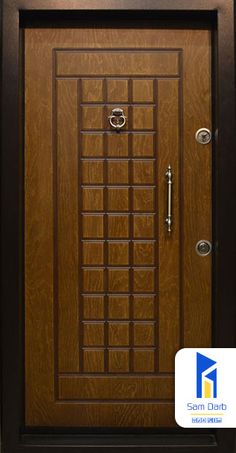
[1,1,236,452]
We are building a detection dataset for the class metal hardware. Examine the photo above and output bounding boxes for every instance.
[196,240,212,256]
[165,165,173,233]
[195,128,212,145]
[108,108,127,131]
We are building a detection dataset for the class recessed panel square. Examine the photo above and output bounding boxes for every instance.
[132,134,155,157]
[108,242,129,265]
[133,188,155,212]
[108,160,129,184]
[133,106,154,130]
[108,268,129,292]
[82,160,104,184]
[82,214,104,238]
[132,80,154,102]
[83,350,104,372]
[82,79,104,102]
[107,79,129,102]
[133,350,154,372]
[108,215,129,238]
[83,296,104,320]
[133,296,155,319]
[83,268,104,292]
[82,106,104,129]
[133,214,155,238]
[82,241,104,265]
[109,350,129,372]
[107,133,129,157]
[109,323,129,346]
[83,322,104,346]
[108,296,129,319]
[133,241,155,265]
[133,268,155,293]
[82,188,104,211]
[108,188,129,211]
[133,322,155,346]
[82,134,104,157]
[133,161,154,184]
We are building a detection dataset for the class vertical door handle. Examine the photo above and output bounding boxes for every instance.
[165,165,173,233]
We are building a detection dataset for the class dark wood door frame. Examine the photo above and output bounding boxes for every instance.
[1,1,236,452]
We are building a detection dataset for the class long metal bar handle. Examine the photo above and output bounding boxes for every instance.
[165,165,173,233]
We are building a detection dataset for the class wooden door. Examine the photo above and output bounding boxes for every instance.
[25,25,212,428]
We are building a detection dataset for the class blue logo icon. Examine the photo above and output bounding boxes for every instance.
[196,352,217,398]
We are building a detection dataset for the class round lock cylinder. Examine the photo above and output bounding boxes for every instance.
[196,240,212,256]
[195,128,212,145]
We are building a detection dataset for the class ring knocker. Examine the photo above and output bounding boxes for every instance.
[108,108,127,131]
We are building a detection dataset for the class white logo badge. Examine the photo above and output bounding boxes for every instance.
[175,348,236,427]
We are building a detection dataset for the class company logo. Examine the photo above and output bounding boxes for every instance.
[196,352,217,398]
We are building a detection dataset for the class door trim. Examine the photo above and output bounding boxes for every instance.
[1,1,236,452]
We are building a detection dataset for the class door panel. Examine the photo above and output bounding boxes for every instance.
[25,26,212,427]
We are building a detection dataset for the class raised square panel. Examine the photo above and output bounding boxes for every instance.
[107,79,129,102]
[83,350,104,373]
[133,322,155,346]
[133,188,155,211]
[108,323,129,346]
[83,296,104,319]
[108,242,129,265]
[109,350,129,372]
[133,214,155,238]
[133,350,154,373]
[82,160,104,184]
[83,268,104,292]
[82,188,103,211]
[108,160,129,184]
[132,80,154,103]
[108,296,129,319]
[108,215,129,238]
[83,322,104,346]
[133,296,155,319]
[82,241,104,265]
[108,188,129,211]
[107,133,129,157]
[132,106,154,130]
[82,133,104,157]
[82,214,104,238]
[82,106,104,130]
[108,268,129,292]
[82,79,104,102]
[133,160,154,184]
[132,134,155,157]
[133,241,155,265]
[133,268,155,293]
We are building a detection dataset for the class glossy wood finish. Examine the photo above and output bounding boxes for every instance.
[1,0,236,451]
[25,27,212,427]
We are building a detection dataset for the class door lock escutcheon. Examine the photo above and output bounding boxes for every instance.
[196,240,212,256]
[195,128,212,145]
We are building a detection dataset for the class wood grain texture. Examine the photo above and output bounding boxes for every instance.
[182,32,212,347]
[25,27,211,428]
[158,79,180,372]
[58,376,174,399]
[25,31,55,425]
[57,79,80,372]
[57,51,179,76]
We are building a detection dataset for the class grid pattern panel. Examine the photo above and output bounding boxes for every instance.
[79,77,158,374]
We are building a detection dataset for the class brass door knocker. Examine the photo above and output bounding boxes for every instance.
[108,108,127,131]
